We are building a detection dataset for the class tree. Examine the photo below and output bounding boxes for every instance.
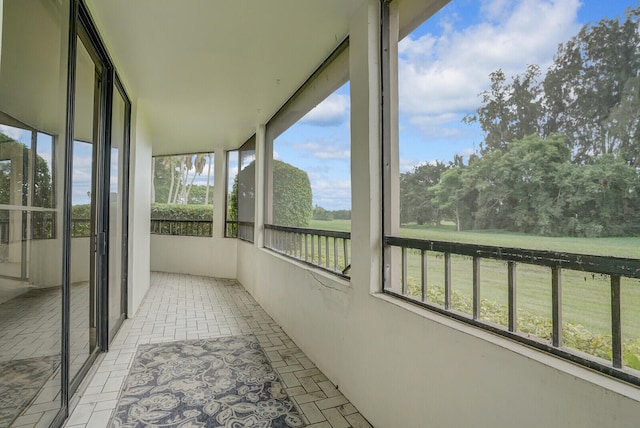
[431,133,639,237]
[228,160,313,227]
[465,6,640,165]
[400,161,449,225]
[330,209,351,220]
[464,65,543,153]
[187,185,214,204]
[313,205,333,221]
[227,176,238,223]
[272,160,313,227]
[543,7,640,163]
[432,162,477,231]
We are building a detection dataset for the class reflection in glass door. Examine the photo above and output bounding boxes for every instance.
[70,26,102,382]
[0,1,69,425]
[108,81,129,342]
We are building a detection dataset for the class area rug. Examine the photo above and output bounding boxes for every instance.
[111,335,305,427]
[0,355,60,427]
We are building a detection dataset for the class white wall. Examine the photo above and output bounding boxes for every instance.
[127,102,152,316]
[235,1,640,427]
[150,235,236,279]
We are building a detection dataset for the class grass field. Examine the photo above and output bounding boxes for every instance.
[309,219,351,232]
[307,218,640,342]
[399,222,640,259]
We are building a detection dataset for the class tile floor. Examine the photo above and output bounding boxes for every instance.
[63,272,372,428]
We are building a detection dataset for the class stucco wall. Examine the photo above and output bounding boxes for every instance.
[150,234,236,279]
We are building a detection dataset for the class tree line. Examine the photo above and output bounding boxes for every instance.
[312,206,351,221]
[401,7,640,237]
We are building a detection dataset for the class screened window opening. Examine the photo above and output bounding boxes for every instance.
[382,0,640,384]
[225,150,239,238]
[236,136,256,243]
[151,152,215,237]
[264,40,351,277]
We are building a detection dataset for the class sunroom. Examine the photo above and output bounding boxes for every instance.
[1,0,639,427]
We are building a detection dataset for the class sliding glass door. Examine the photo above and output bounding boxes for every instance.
[0,1,131,425]
[108,80,130,342]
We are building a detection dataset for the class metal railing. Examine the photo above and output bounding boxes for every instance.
[237,221,254,243]
[71,218,91,237]
[225,220,238,238]
[0,219,8,244]
[383,235,640,386]
[31,212,55,239]
[265,224,351,279]
[150,219,212,237]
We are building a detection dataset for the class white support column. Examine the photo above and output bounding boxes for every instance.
[212,148,226,238]
[127,101,152,316]
[349,0,383,295]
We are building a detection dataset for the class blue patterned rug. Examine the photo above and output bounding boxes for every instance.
[111,335,305,427]
[0,355,60,427]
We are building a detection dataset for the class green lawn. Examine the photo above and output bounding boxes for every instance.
[399,222,640,259]
[309,218,352,232]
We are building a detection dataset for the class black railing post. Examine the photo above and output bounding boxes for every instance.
[344,238,349,270]
[552,267,562,348]
[325,236,329,268]
[401,247,407,295]
[508,261,517,332]
[611,275,623,368]
[421,250,427,302]
[473,256,481,320]
[444,253,451,310]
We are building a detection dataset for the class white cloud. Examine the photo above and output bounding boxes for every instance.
[0,125,30,143]
[400,157,422,173]
[292,142,321,151]
[312,179,351,210]
[398,0,582,118]
[480,0,515,22]
[290,140,350,160]
[300,93,349,127]
[313,150,350,160]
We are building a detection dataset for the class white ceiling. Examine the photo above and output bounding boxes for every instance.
[85,0,364,155]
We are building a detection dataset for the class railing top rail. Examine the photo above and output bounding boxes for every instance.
[265,223,351,239]
[151,218,212,223]
[237,221,254,226]
[384,235,640,279]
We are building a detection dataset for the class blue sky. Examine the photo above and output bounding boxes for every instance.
[273,0,636,211]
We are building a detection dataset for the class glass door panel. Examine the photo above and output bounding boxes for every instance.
[0,0,69,425]
[69,30,101,382]
[108,85,126,341]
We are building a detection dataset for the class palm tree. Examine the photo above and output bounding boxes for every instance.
[204,153,213,205]
[163,156,176,204]
[185,154,206,203]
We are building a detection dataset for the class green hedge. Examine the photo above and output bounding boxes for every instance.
[151,203,213,221]
[407,279,640,370]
